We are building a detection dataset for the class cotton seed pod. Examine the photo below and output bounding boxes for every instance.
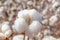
[42,36,56,40]
[49,15,58,26]
[4,30,12,38]
[12,35,24,40]
[1,22,11,33]
[28,21,42,35]
[13,18,28,34]
[0,33,6,40]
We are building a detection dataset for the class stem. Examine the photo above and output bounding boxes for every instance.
[23,33,25,40]
[28,37,29,40]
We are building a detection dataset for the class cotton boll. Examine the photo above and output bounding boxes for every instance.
[28,21,42,36]
[43,29,53,36]
[0,33,6,40]
[15,0,21,3]
[49,15,58,26]
[4,0,12,6]
[52,2,59,9]
[42,7,48,16]
[13,18,28,34]
[0,7,4,14]
[4,30,12,38]
[27,1,33,9]
[42,36,56,40]
[29,9,42,23]
[42,19,48,25]
[12,35,24,40]
[1,22,11,33]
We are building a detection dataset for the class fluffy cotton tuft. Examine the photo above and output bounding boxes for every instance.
[28,21,42,35]
[12,35,24,40]
[13,18,28,34]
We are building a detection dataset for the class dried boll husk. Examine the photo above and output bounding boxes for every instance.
[13,18,28,34]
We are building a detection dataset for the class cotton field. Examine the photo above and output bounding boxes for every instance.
[0,0,60,40]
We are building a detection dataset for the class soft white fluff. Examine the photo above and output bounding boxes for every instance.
[1,22,11,33]
[42,36,56,40]
[12,35,24,40]
[29,9,42,23]
[42,19,48,25]
[28,21,42,36]
[17,9,42,24]
[13,18,28,34]
[0,33,6,40]
[4,30,12,38]
[49,15,58,26]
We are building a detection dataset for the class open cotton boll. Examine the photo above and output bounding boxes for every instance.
[29,9,42,23]
[0,33,6,40]
[28,21,42,36]
[15,0,22,3]
[49,15,58,26]
[52,2,59,8]
[13,18,28,34]
[0,7,4,14]
[42,36,56,40]
[1,23,11,33]
[42,19,48,25]
[12,35,24,40]
[4,30,12,38]
[27,1,33,9]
